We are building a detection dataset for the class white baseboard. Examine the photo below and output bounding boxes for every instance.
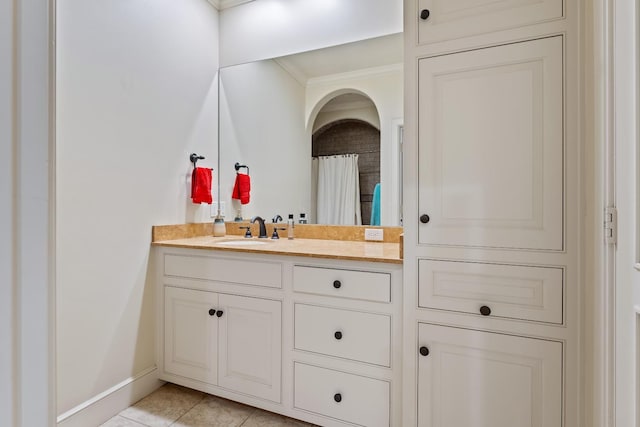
[57,366,164,427]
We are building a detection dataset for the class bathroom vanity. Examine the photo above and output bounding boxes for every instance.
[152,225,403,427]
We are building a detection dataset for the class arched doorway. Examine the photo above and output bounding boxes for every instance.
[311,93,380,225]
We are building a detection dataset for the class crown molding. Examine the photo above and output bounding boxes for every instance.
[307,63,403,86]
[208,0,254,10]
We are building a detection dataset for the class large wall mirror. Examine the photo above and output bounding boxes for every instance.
[219,32,403,226]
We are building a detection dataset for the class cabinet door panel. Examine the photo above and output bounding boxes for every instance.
[418,36,563,250]
[164,286,218,384]
[417,0,563,45]
[218,294,282,402]
[417,323,562,427]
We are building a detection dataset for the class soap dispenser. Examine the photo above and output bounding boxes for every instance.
[287,214,295,240]
[213,215,226,237]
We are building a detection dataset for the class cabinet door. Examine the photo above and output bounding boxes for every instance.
[417,323,562,427]
[417,36,563,250]
[416,0,562,45]
[164,286,218,384]
[218,294,282,402]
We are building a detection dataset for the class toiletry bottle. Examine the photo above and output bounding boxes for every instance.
[299,213,307,224]
[287,214,295,240]
[213,216,226,237]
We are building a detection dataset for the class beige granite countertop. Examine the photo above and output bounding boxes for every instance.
[152,235,402,264]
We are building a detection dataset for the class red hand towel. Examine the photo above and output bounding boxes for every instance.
[232,173,251,205]
[191,167,213,204]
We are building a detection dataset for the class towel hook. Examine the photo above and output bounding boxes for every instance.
[190,153,205,169]
[234,162,250,175]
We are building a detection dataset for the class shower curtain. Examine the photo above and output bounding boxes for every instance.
[313,154,362,225]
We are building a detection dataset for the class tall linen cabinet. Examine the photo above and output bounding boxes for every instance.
[402,1,580,426]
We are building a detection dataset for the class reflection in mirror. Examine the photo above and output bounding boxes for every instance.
[219,33,403,226]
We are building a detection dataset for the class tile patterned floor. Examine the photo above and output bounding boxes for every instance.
[101,384,317,427]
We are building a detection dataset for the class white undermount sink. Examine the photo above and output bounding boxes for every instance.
[216,239,270,246]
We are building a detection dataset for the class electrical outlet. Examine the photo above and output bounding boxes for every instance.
[364,228,384,241]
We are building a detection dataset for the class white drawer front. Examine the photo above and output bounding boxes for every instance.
[295,304,391,366]
[164,254,282,288]
[418,260,563,324]
[293,266,391,303]
[294,363,389,427]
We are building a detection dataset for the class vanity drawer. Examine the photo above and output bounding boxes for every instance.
[294,304,391,366]
[294,363,389,427]
[164,254,282,288]
[418,260,563,324]
[293,266,390,303]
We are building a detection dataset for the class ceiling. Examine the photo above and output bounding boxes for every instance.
[274,32,404,83]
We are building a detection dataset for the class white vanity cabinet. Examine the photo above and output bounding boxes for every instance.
[157,249,283,404]
[155,245,403,426]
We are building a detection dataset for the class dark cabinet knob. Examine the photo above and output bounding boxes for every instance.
[216,310,224,317]
[420,9,430,20]
[333,280,342,289]
[420,214,430,224]
[334,331,343,340]
[480,305,491,316]
[334,393,342,403]
[208,309,216,316]
[419,346,430,356]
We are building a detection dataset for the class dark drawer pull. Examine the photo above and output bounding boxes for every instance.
[480,305,491,316]
[216,310,224,317]
[333,280,342,289]
[334,331,343,340]
[420,9,430,20]
[208,309,216,316]
[334,393,342,403]
[419,346,430,356]
[420,214,430,224]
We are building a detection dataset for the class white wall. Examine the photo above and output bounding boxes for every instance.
[1,0,55,425]
[219,0,403,66]
[56,0,219,420]
[219,60,308,220]
[306,67,404,226]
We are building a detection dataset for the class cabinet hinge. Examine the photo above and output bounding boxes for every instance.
[604,206,617,245]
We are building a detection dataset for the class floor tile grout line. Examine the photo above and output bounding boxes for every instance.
[238,407,259,426]
[168,392,208,426]
[116,413,154,427]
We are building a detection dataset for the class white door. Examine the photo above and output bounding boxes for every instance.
[417,323,562,427]
[218,294,282,402]
[415,0,562,45]
[164,286,219,384]
[417,36,563,250]
[613,0,640,425]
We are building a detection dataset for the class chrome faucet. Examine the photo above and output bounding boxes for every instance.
[250,216,268,238]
